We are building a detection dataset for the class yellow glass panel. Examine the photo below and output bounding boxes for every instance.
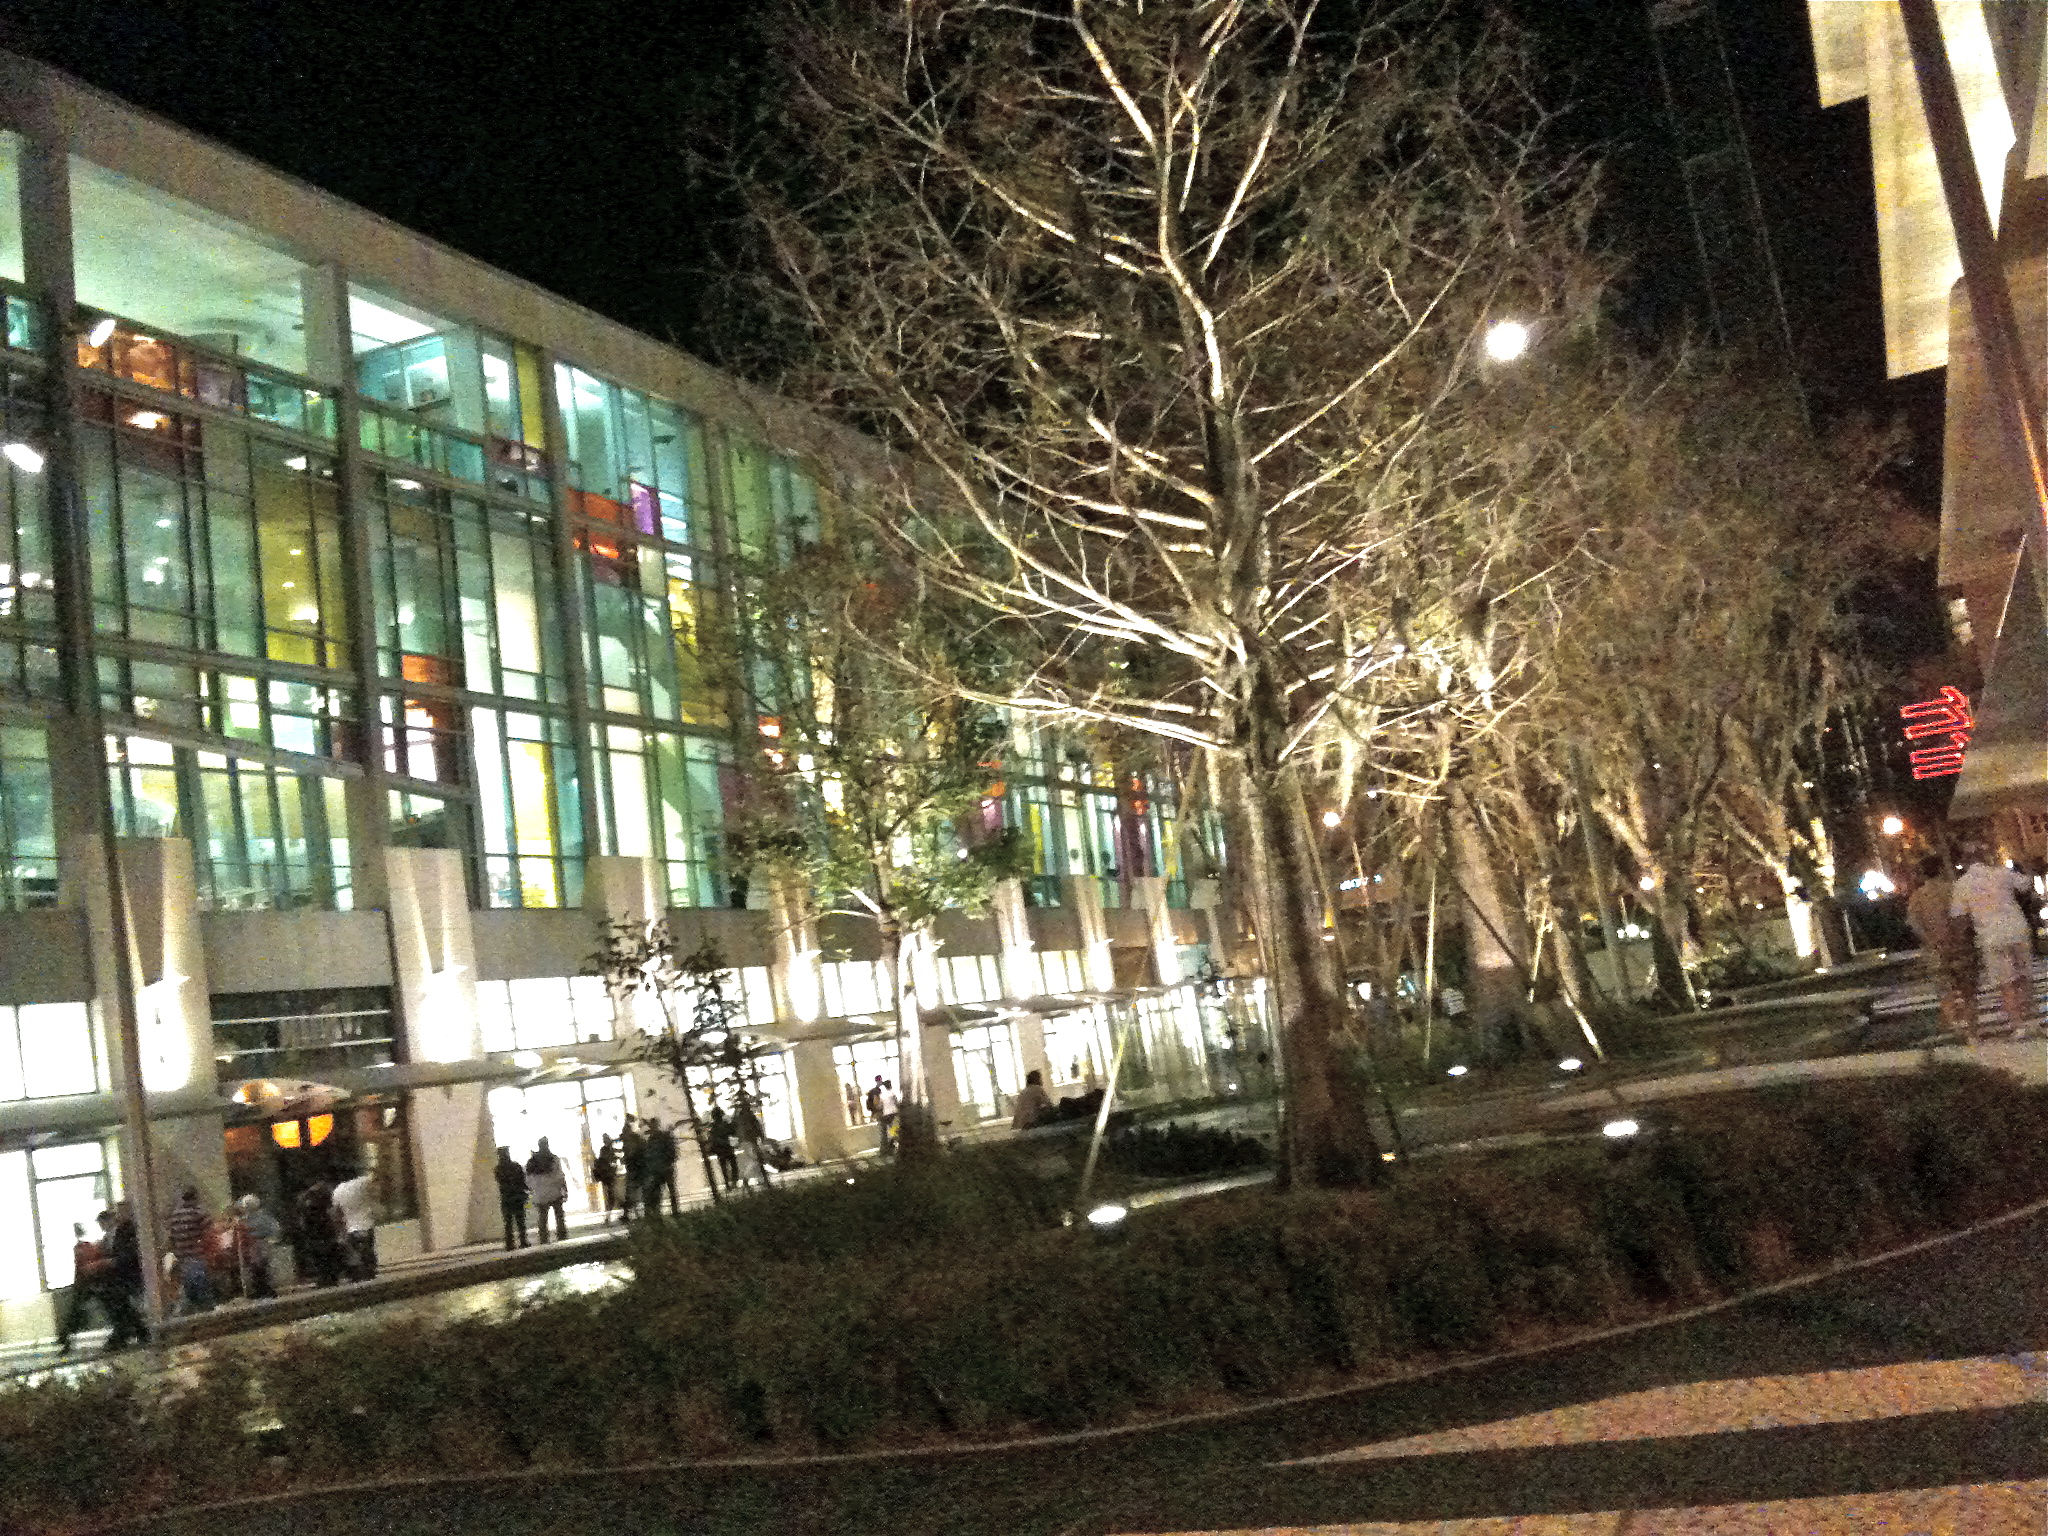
[270,1120,302,1149]
[307,1112,334,1146]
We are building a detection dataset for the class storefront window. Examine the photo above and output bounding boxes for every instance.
[0,1139,115,1297]
[211,987,395,1080]
[831,1038,898,1127]
[486,1074,633,1219]
[223,1095,416,1232]
[1041,1006,1112,1089]
[951,1023,1021,1122]
[474,976,614,1053]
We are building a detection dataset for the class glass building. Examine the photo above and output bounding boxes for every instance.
[0,53,1235,1334]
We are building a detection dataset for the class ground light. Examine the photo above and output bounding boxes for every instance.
[1602,1118,1640,1139]
[1086,1203,1127,1228]
[1559,1057,1584,1072]
[1446,1064,1469,1078]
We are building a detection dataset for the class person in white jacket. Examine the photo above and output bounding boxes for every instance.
[1951,851,2041,1035]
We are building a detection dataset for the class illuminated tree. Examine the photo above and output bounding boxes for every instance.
[739,0,1597,1184]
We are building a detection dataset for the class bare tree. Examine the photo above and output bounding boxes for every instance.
[742,0,1597,1184]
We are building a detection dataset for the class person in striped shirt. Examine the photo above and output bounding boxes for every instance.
[165,1186,216,1314]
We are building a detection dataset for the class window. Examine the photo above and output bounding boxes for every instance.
[951,1022,1021,1122]
[473,708,579,909]
[475,976,615,1054]
[0,1139,115,1298]
[831,1039,899,1126]
[821,961,887,1019]
[0,133,23,285]
[682,1047,796,1143]
[70,157,313,377]
[1041,1007,1112,1088]
[939,954,1001,1006]
[486,1075,633,1218]
[0,1002,103,1102]
[0,724,56,908]
[211,987,395,1079]
[594,726,728,908]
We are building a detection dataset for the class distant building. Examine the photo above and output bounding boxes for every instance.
[1804,2,2047,855]
[0,53,1237,1333]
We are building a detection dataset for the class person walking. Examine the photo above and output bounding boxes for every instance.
[1907,855,1979,1043]
[494,1146,530,1250]
[526,1137,569,1242]
[99,1207,148,1351]
[165,1186,216,1315]
[294,1181,346,1287]
[55,1222,103,1355]
[1952,848,2042,1035]
[732,1098,768,1188]
[646,1117,681,1216]
[331,1166,379,1281]
[593,1133,622,1224]
[1010,1068,1053,1130]
[876,1080,901,1156]
[706,1106,740,1191]
[619,1118,647,1223]
[231,1193,279,1300]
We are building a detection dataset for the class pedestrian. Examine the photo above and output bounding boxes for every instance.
[1010,1068,1053,1130]
[99,1207,148,1351]
[619,1118,647,1223]
[864,1075,885,1122]
[165,1186,216,1314]
[646,1117,681,1216]
[1952,847,2042,1034]
[1907,855,1980,1043]
[526,1137,569,1242]
[232,1193,279,1300]
[706,1106,740,1190]
[843,1079,863,1125]
[876,1079,901,1156]
[593,1133,622,1224]
[331,1165,379,1280]
[494,1146,530,1249]
[733,1098,769,1188]
[294,1181,346,1287]
[55,1221,103,1355]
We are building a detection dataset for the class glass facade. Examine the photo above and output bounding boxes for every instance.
[0,1139,116,1298]
[0,1001,104,1101]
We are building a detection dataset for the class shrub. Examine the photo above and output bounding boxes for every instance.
[7,1064,2048,1533]
[1101,1121,1270,1178]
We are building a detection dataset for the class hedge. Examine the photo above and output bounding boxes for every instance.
[7,1064,2048,1533]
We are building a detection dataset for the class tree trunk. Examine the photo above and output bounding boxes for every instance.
[880,912,940,1160]
[1448,782,1530,1061]
[1236,749,1382,1187]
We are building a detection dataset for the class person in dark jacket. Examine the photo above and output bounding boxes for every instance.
[593,1133,622,1224]
[100,1205,149,1350]
[706,1106,739,1190]
[294,1181,347,1287]
[619,1119,647,1223]
[642,1117,679,1216]
[493,1146,530,1249]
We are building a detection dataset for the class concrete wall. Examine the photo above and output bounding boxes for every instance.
[201,910,393,994]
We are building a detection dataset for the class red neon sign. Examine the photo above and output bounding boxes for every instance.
[1899,685,1974,780]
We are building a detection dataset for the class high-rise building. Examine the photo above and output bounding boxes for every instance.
[0,54,1235,1335]
[1802,2,2047,854]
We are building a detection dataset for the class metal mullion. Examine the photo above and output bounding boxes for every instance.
[536,350,603,878]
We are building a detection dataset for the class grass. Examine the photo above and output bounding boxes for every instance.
[7,1062,2048,1533]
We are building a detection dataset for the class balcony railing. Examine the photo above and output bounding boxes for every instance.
[197,856,352,913]
[1023,873,1065,908]
[0,856,60,911]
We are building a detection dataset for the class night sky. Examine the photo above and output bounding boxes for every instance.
[0,0,1948,660]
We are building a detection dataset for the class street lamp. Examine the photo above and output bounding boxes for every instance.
[1484,319,1531,362]
[1320,808,1343,829]
[1880,814,1905,836]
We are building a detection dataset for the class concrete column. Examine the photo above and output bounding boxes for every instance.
[584,853,661,1037]
[298,264,350,388]
[385,847,486,1250]
[113,838,226,1205]
[788,1036,853,1162]
[1061,874,1117,992]
[990,879,1041,1000]
[1131,874,1183,988]
[766,873,822,1026]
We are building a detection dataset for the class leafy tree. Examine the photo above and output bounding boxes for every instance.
[722,538,1030,1155]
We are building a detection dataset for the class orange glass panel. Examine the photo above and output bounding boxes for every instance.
[271,1120,302,1149]
[307,1113,334,1146]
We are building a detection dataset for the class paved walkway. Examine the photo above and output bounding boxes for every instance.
[125,1200,2048,1535]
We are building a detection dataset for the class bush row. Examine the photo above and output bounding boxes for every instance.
[8,1064,2048,1532]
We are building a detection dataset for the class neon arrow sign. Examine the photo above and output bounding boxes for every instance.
[1899,685,1973,780]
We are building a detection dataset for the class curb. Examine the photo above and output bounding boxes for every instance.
[88,1189,2048,1531]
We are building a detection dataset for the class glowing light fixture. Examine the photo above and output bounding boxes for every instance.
[2,443,45,475]
[285,456,309,471]
[1086,1203,1128,1228]
[1483,319,1531,361]
[1638,875,1656,892]
[511,1049,544,1069]
[1559,1057,1583,1072]
[1321,809,1343,829]
[1602,1118,1640,1139]
[1446,1064,1469,1078]
[86,316,118,348]
[1880,815,1905,836]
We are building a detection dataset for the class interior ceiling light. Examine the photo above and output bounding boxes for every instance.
[2,443,46,475]
[86,316,118,348]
